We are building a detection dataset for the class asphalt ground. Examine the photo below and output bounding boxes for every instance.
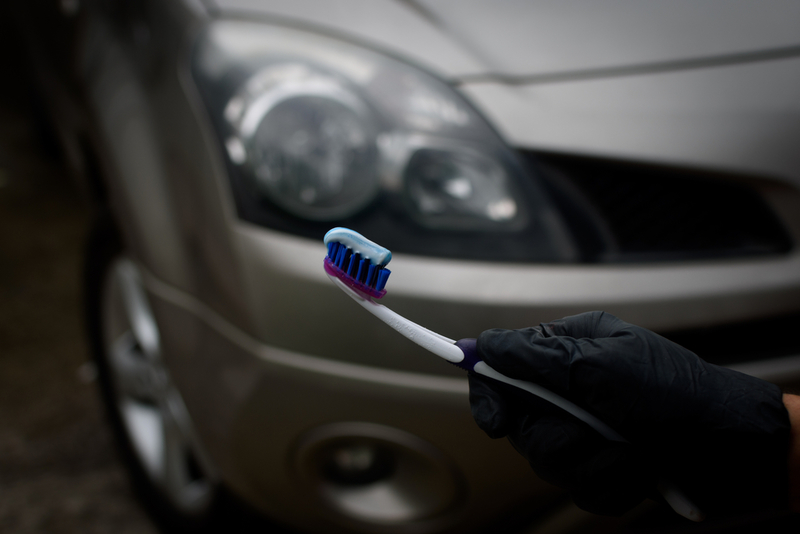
[0,51,159,534]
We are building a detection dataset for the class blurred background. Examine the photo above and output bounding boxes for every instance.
[4,1,800,533]
[0,14,157,534]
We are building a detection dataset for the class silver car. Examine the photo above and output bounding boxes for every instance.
[18,0,800,532]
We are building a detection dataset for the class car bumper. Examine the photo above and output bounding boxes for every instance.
[142,229,800,531]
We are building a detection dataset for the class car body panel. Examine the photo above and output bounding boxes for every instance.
[210,0,800,78]
[415,0,800,76]
[460,58,800,186]
[209,0,800,189]
[145,273,548,533]
[144,251,800,532]
[232,223,800,370]
[15,0,800,531]
[205,0,484,77]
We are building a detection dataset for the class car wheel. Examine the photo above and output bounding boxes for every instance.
[84,215,219,531]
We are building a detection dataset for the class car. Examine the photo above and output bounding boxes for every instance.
[15,0,800,532]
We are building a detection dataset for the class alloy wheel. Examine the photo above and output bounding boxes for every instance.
[101,258,214,514]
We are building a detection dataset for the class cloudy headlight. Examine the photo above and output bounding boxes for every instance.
[222,64,379,220]
[191,20,574,261]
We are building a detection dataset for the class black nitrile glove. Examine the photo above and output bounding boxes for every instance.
[469,311,791,518]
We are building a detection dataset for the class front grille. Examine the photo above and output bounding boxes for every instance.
[528,151,793,262]
[661,311,800,366]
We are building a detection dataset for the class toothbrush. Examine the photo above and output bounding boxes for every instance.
[323,227,703,522]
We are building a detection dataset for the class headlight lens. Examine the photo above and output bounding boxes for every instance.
[191,20,574,261]
[405,147,519,229]
[223,64,380,220]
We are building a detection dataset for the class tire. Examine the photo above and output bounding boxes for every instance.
[84,213,220,532]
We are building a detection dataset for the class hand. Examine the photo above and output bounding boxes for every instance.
[469,311,791,517]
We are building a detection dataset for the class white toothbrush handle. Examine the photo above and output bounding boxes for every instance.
[329,274,464,361]
[471,359,625,441]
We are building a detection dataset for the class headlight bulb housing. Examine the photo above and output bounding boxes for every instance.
[190,20,574,262]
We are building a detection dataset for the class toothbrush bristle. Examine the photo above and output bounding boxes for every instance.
[324,240,391,299]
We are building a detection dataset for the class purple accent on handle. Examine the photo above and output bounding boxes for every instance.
[453,338,481,372]
[324,257,387,299]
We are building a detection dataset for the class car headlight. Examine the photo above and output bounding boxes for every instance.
[222,63,380,220]
[190,20,575,261]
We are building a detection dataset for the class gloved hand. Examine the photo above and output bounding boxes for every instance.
[469,311,790,518]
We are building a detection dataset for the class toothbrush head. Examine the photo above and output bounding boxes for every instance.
[323,227,392,299]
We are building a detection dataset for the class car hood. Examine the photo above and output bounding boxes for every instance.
[207,0,800,185]
[208,0,800,80]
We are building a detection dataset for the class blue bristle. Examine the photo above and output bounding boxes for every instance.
[324,230,392,296]
[348,253,358,276]
[356,258,367,281]
[327,238,391,292]
[336,246,347,268]
[376,269,391,291]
